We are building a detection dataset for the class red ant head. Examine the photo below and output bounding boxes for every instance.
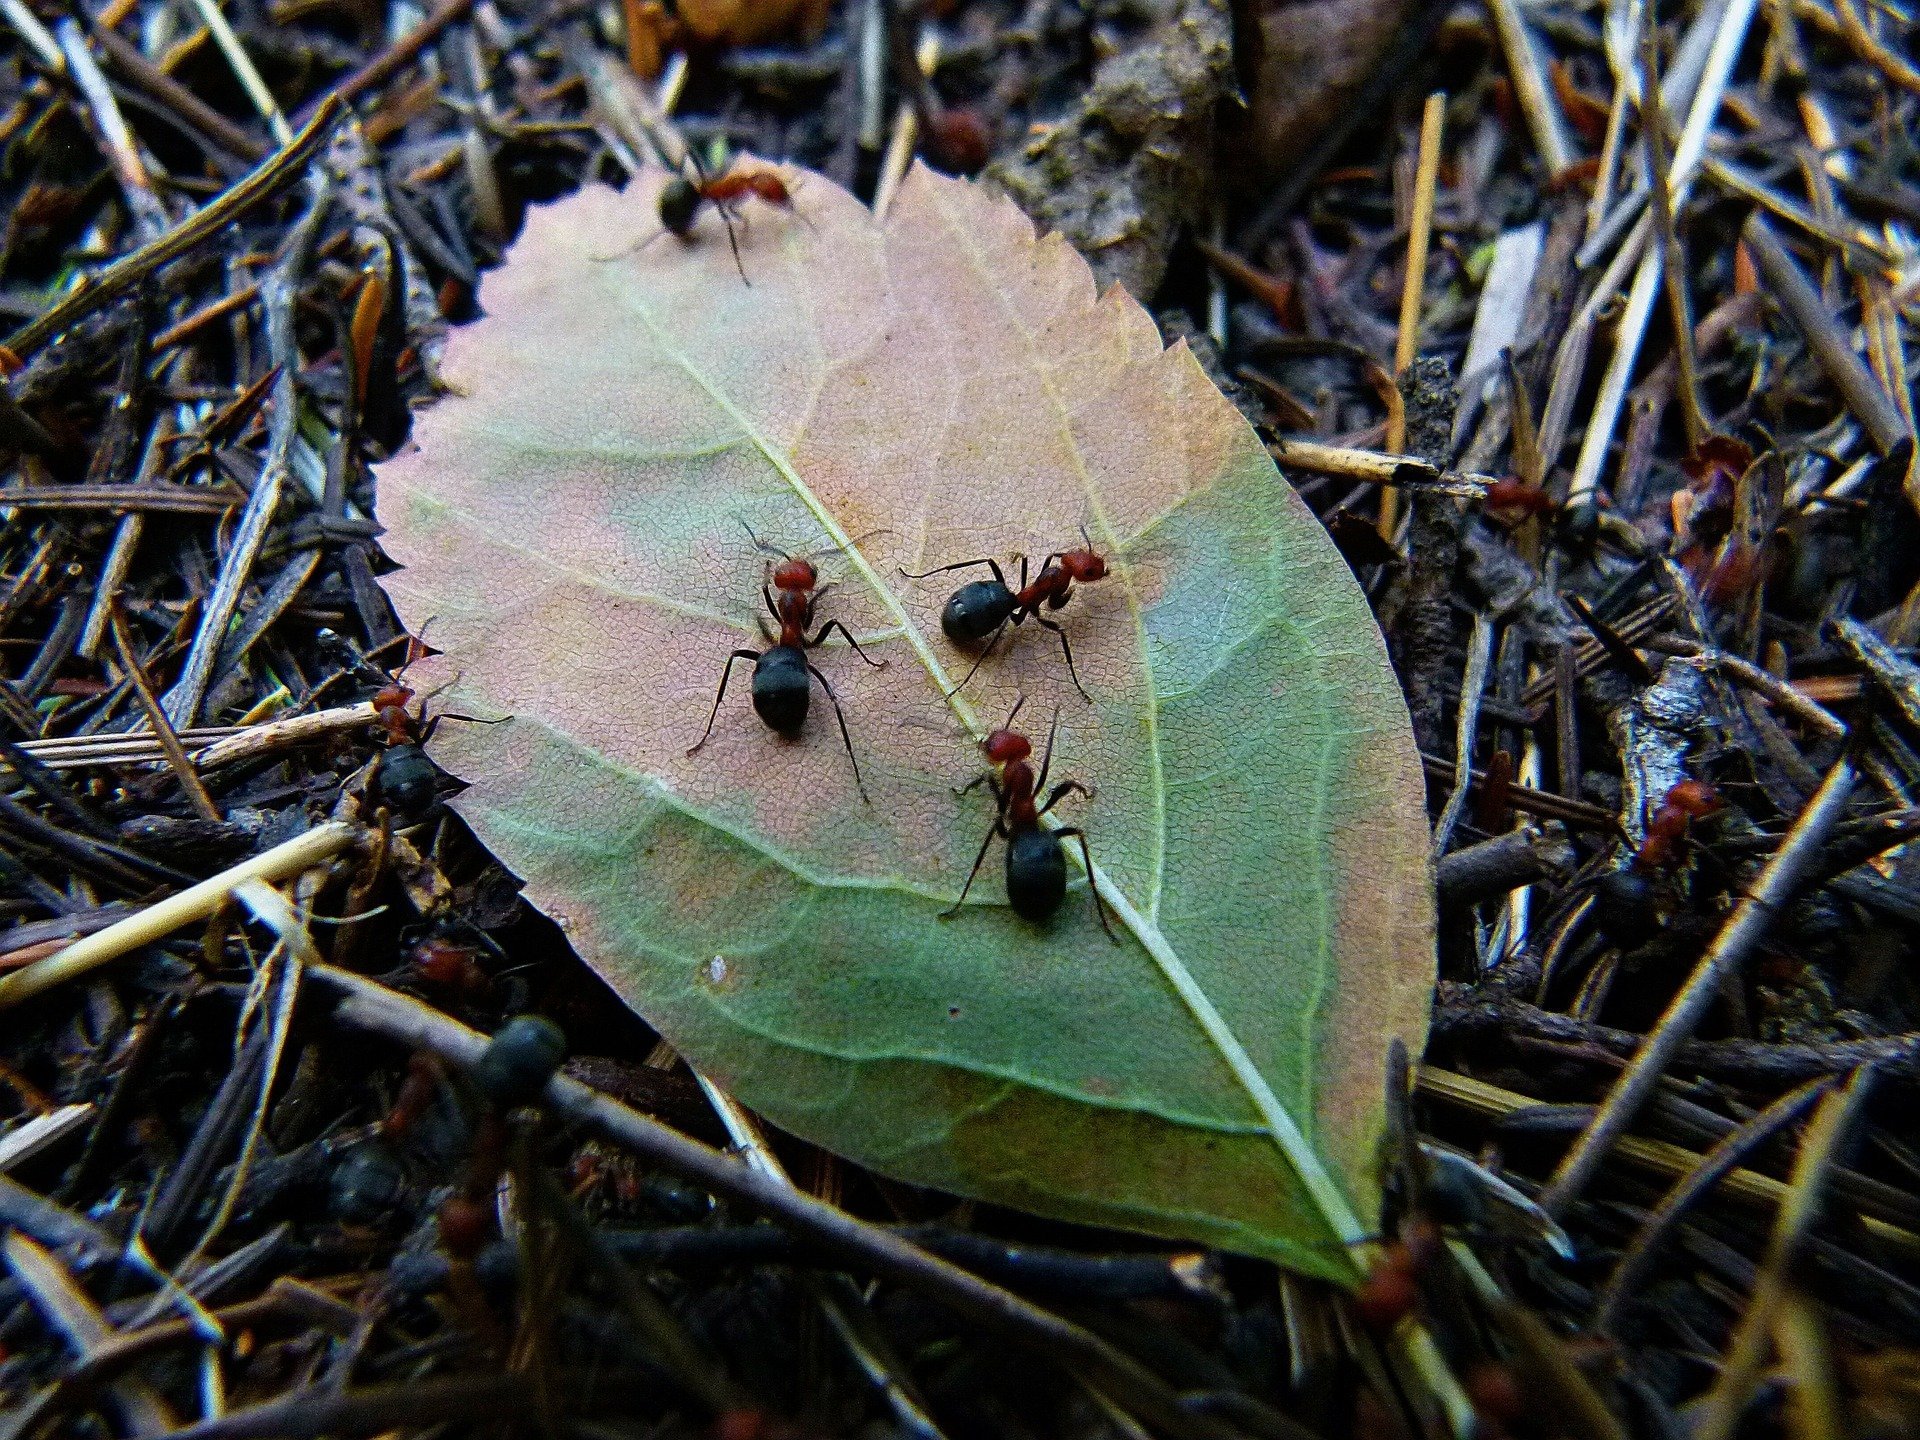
[771,557,816,591]
[982,729,1031,766]
[413,936,483,990]
[1666,778,1722,817]
[373,684,414,711]
[1353,1257,1420,1332]
[1060,550,1107,583]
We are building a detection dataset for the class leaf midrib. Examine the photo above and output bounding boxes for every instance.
[615,231,1367,1267]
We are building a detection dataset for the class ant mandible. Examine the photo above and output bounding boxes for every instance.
[900,529,1110,701]
[656,152,800,285]
[947,698,1117,940]
[688,527,886,800]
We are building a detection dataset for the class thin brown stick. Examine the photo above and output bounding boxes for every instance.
[90,21,268,161]
[1381,92,1446,536]
[107,603,221,822]
[1640,23,1706,452]
[1741,213,1907,456]
[1591,1076,1834,1334]
[1693,1071,1875,1440]
[292,0,478,126]
[1268,439,1496,496]
[0,482,243,514]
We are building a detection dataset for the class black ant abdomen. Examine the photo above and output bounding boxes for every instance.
[1005,825,1067,921]
[378,743,438,814]
[751,645,812,733]
[658,177,702,237]
[942,580,1018,646]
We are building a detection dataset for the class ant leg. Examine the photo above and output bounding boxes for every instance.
[763,585,781,625]
[590,228,670,263]
[1034,615,1091,702]
[806,661,870,803]
[954,772,1006,802]
[942,819,1006,918]
[420,712,510,743]
[1054,827,1119,943]
[1034,706,1062,789]
[944,621,1009,698]
[1038,780,1093,815]
[809,618,887,668]
[718,206,749,286]
[687,650,762,754]
[898,557,1009,588]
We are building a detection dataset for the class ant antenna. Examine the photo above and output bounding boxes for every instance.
[1079,522,1095,551]
[1001,694,1027,730]
[742,521,789,559]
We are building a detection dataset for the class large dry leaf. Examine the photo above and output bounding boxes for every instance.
[375,164,1432,1279]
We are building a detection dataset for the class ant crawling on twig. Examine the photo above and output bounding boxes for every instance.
[687,525,887,800]
[947,697,1117,940]
[900,528,1110,701]
[655,151,805,285]
[1632,777,1722,873]
[1591,776,1724,948]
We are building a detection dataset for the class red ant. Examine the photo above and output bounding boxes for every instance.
[900,530,1110,700]
[410,935,489,996]
[948,698,1116,939]
[1632,777,1721,872]
[371,683,439,814]
[688,527,886,800]
[381,1051,452,1141]
[1352,1212,1445,1332]
[369,679,503,814]
[656,153,802,285]
[1482,477,1557,519]
[1348,1039,1482,1336]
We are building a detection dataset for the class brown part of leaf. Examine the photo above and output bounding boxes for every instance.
[985,0,1233,299]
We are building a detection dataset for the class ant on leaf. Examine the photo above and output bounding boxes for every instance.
[687,525,886,800]
[900,528,1110,700]
[653,149,805,285]
[947,697,1117,940]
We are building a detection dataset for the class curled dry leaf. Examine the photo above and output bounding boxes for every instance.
[374,163,1432,1278]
